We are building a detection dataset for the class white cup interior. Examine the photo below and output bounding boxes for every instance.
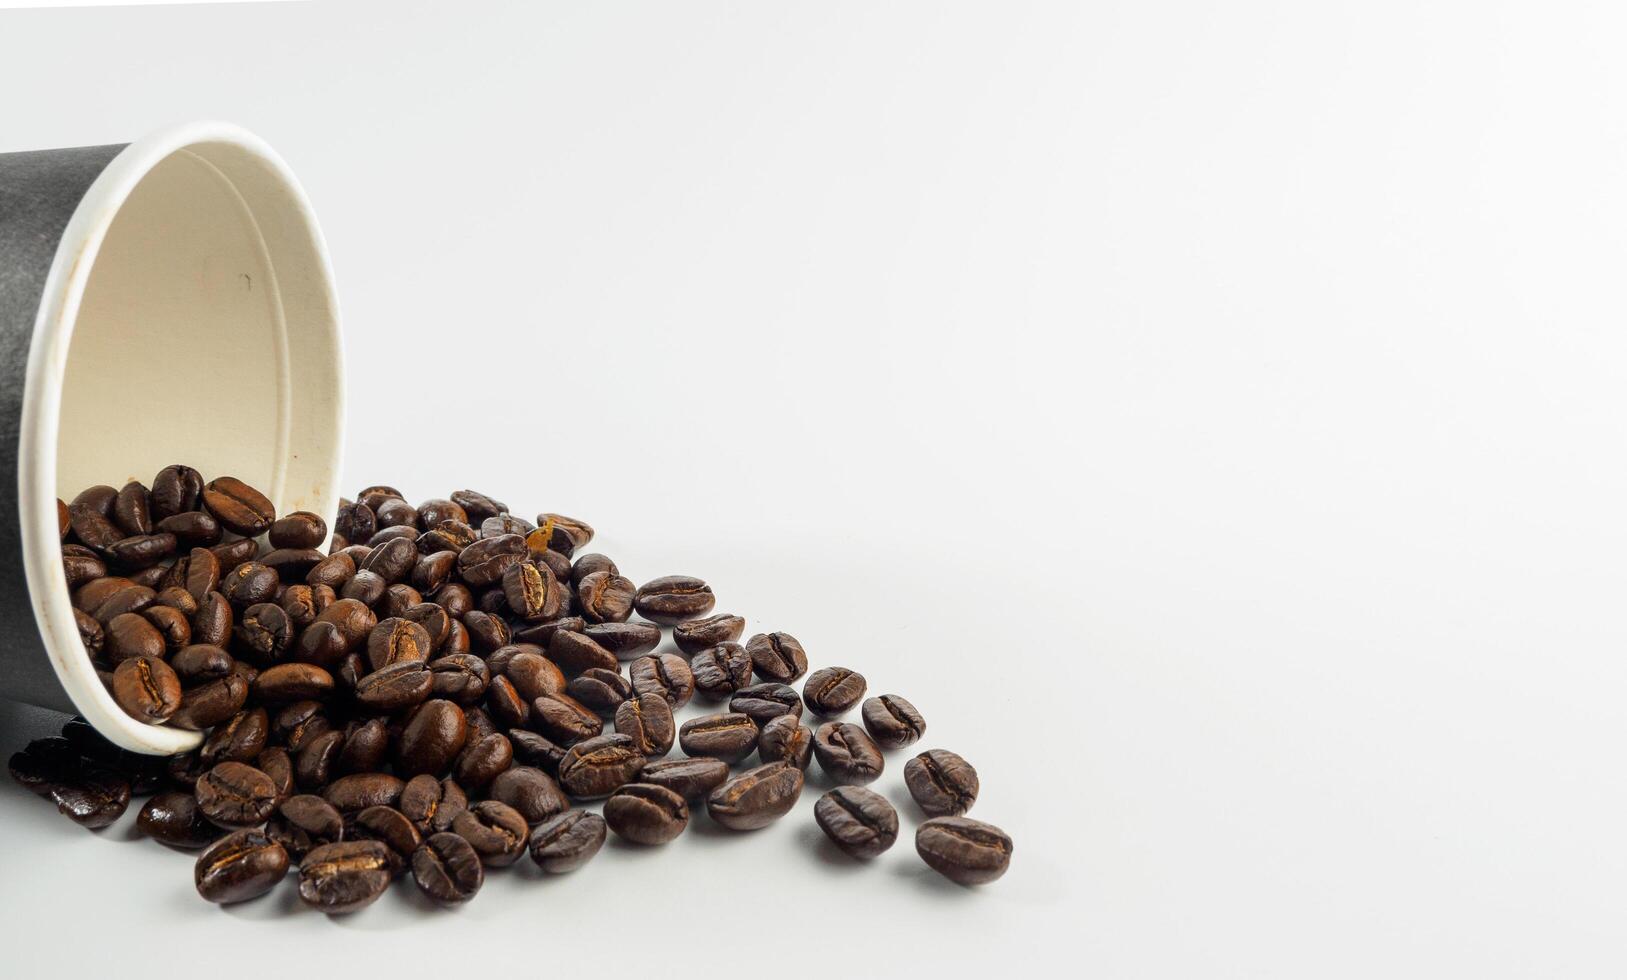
[20,123,345,754]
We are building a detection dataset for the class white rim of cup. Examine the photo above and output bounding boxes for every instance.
[16,121,344,754]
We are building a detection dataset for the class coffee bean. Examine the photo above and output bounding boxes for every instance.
[528,811,607,878]
[706,762,804,831]
[138,791,220,849]
[489,766,569,824]
[637,757,730,803]
[756,715,814,770]
[500,650,566,702]
[615,693,675,758]
[399,774,468,835]
[427,653,489,705]
[307,551,355,591]
[270,511,327,550]
[107,532,176,570]
[110,480,152,535]
[462,609,511,652]
[452,800,529,867]
[334,718,389,776]
[577,570,635,623]
[68,500,123,552]
[323,773,405,812]
[360,535,416,584]
[746,632,808,683]
[904,749,979,817]
[916,817,1012,885]
[157,511,222,548]
[170,670,250,731]
[341,569,386,605]
[509,729,568,774]
[266,794,344,860]
[812,722,885,785]
[355,661,433,712]
[547,630,619,675]
[200,708,270,767]
[202,477,275,536]
[814,786,899,859]
[62,545,107,589]
[605,783,689,845]
[8,736,79,797]
[860,694,925,749]
[111,655,181,724]
[181,547,222,601]
[530,694,603,746]
[452,733,513,792]
[74,608,104,660]
[803,667,867,717]
[678,713,759,764]
[729,683,803,726]
[221,561,279,607]
[253,663,335,704]
[152,465,204,520]
[396,699,468,777]
[195,762,279,828]
[299,840,393,913]
[556,733,646,799]
[346,805,422,874]
[195,830,288,904]
[581,622,661,661]
[672,613,746,656]
[457,533,526,588]
[366,617,433,671]
[296,729,343,788]
[690,642,753,699]
[566,667,632,715]
[316,597,377,649]
[512,615,584,648]
[49,766,131,828]
[633,575,714,626]
[629,653,694,708]
[450,489,507,525]
[142,604,192,653]
[412,831,484,905]
[257,747,296,801]
[209,537,261,575]
[105,612,165,663]
[501,561,562,621]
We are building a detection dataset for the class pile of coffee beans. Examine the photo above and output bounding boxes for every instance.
[11,466,1013,911]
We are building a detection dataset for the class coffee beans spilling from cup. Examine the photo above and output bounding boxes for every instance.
[11,467,1013,910]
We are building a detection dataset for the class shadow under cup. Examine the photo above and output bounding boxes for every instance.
[0,122,345,754]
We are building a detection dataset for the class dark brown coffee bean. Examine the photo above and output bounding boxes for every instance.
[209,537,260,575]
[484,514,535,539]
[266,794,344,860]
[252,663,332,704]
[632,574,714,626]
[262,547,326,582]
[346,805,421,874]
[461,609,511,652]
[298,840,393,913]
[152,465,204,520]
[604,783,687,845]
[756,715,814,769]
[509,729,567,774]
[142,604,191,653]
[673,615,745,658]
[202,476,275,536]
[678,712,759,764]
[307,551,356,590]
[190,590,233,648]
[485,674,530,729]
[128,564,170,590]
[330,718,387,776]
[396,699,468,777]
[813,722,884,785]
[567,667,632,717]
[110,480,153,535]
[270,511,327,550]
[257,746,295,801]
[49,766,132,828]
[195,830,288,904]
[453,733,513,792]
[366,617,433,671]
[271,701,329,753]
[804,666,867,717]
[61,545,107,589]
[815,786,899,859]
[233,602,292,663]
[532,513,593,556]
[154,585,199,616]
[916,816,1012,885]
[195,762,279,829]
[323,773,405,812]
[860,694,926,749]
[105,612,165,663]
[68,500,123,552]
[629,653,694,709]
[111,655,181,723]
[637,757,730,803]
[138,791,220,849]
[412,831,483,905]
[171,643,233,685]
[576,570,634,624]
[450,489,507,525]
[107,532,176,570]
[730,683,803,726]
[222,562,279,607]
[496,651,562,703]
[499,561,559,622]
[74,608,104,660]
[359,535,416,584]
[427,653,488,705]
[409,550,457,594]
[316,597,377,648]
[547,630,619,676]
[489,766,569,824]
[531,694,603,746]
[156,510,222,548]
[452,800,528,867]
[706,762,805,831]
[296,729,343,788]
[581,621,661,661]
[355,661,433,712]
[178,547,220,602]
[528,810,605,873]
[400,774,467,834]
[690,642,753,699]
[512,615,584,648]
[333,500,376,546]
[374,497,417,531]
[556,733,646,799]
[170,670,250,731]
[568,552,616,587]
[200,708,270,767]
[457,533,526,588]
[746,631,808,683]
[904,749,979,817]
[76,575,135,612]
[463,707,498,744]
[615,693,675,758]
[341,568,386,605]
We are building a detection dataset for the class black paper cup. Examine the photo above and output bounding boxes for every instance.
[0,122,344,753]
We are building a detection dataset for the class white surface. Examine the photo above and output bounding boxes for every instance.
[1,1,1624,976]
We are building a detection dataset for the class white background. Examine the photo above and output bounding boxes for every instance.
[1,1,1624,976]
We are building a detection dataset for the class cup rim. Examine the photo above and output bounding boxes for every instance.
[17,120,344,754]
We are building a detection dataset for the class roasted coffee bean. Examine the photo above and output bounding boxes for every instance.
[341,569,386,605]
[180,547,222,601]
[604,783,688,845]
[76,575,136,613]
[483,514,535,538]
[152,464,204,520]
[463,706,498,744]
[296,729,343,788]
[532,513,592,556]
[400,775,468,835]
[412,831,483,905]
[461,609,510,652]
[486,674,530,728]
[270,511,327,550]
[633,575,714,626]
[756,715,814,770]
[730,683,803,726]
[272,701,330,752]
[335,718,389,775]
[452,800,528,867]
[266,794,344,860]
[499,650,565,702]
[904,749,979,817]
[142,604,191,653]
[476,586,508,616]
[333,500,377,546]
[111,480,153,535]
[379,584,421,619]
[73,608,105,660]
[566,667,632,716]
[366,618,433,671]
[502,561,561,621]
[171,670,250,731]
[396,699,468,777]
[171,644,233,685]
[253,663,334,704]
[195,762,279,829]
[803,666,867,717]
[355,661,433,712]
[812,722,884,785]
[111,655,181,724]
[195,830,288,904]
[222,562,279,607]
[371,525,421,547]
[403,602,451,649]
[672,613,746,656]
[860,694,926,749]
[629,653,694,709]
[257,746,295,801]
[916,817,1012,885]
[157,511,222,548]
[166,751,210,790]
[155,585,199,616]
[547,630,619,675]
[277,584,330,630]
[346,805,421,874]
[513,615,584,648]
[298,840,393,913]
[814,786,899,859]
[420,520,479,557]
[615,693,675,758]
[509,729,567,774]
[62,545,107,589]
[201,476,275,536]
[316,597,376,648]
[576,570,635,624]
[582,621,662,661]
[453,733,513,792]
[200,709,270,767]
[457,533,527,588]
[191,590,233,647]
[374,497,417,531]
[307,551,356,590]
[489,766,569,824]
[294,621,349,670]
[360,535,416,584]
[323,773,405,812]
[678,713,759,764]
[556,733,646,799]
[427,654,488,705]
[637,757,730,803]
[49,766,131,828]
[411,551,458,594]
[568,552,616,587]
[107,532,176,569]
[746,632,808,683]
[235,602,293,662]
[209,537,261,575]
[128,564,170,590]
[528,810,605,873]
[262,547,326,582]
[450,489,507,524]
[105,612,165,663]
[531,694,603,746]
[8,736,79,797]
[68,500,123,552]
[138,791,220,849]
[690,642,753,699]
[706,762,805,831]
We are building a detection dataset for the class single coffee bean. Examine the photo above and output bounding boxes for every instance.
[673,613,746,656]
[355,660,434,712]
[456,533,527,588]
[221,561,279,607]
[112,480,153,535]
[190,590,233,648]
[500,650,566,702]
[530,693,603,746]
[200,708,270,767]
[729,683,803,726]
[412,550,458,593]
[403,602,451,650]
[346,805,422,874]
[366,617,433,671]
[528,810,606,873]
[334,718,390,776]
[333,500,376,546]
[68,500,123,552]
[463,706,498,743]
[182,548,222,601]
[567,667,632,716]
[412,831,484,905]
[270,511,327,550]
[399,774,468,835]
[298,840,393,913]
[904,749,979,816]
[632,574,714,625]
[170,670,250,731]
[257,747,296,801]
[315,597,377,648]
[678,713,759,764]
[201,476,276,536]
[489,766,569,824]
[462,609,511,652]
[209,536,261,575]
[396,699,468,777]
[556,733,646,799]
[915,816,1013,885]
[814,786,899,859]
[111,655,181,724]
[485,674,530,728]
[803,666,867,717]
[615,693,675,758]
[107,532,176,570]
[528,513,590,556]
[104,612,165,664]
[171,643,233,685]
[812,722,885,785]
[484,514,535,539]
[452,733,513,792]
[604,783,688,845]
[581,621,661,661]
[860,694,926,749]
[509,729,568,774]
[512,615,583,648]
[690,642,753,699]
[157,510,222,548]
[235,602,294,663]
[577,570,635,624]
[195,762,279,829]
[746,632,808,683]
[195,830,289,904]
[637,757,730,803]
[360,535,416,584]
[295,729,343,788]
[155,585,199,617]
[427,653,489,705]
[452,800,529,867]
[307,551,356,591]
[374,497,417,531]
[266,794,344,860]
[502,561,562,621]
[706,762,805,831]
[49,766,132,828]
[756,714,814,769]
[138,790,220,849]
[62,545,107,589]
[341,568,386,605]
[629,653,695,709]
[142,604,192,653]
[547,630,619,675]
[152,464,204,519]
[323,773,405,812]
[450,489,507,524]
[128,564,170,590]
[253,663,335,704]
[272,701,330,753]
